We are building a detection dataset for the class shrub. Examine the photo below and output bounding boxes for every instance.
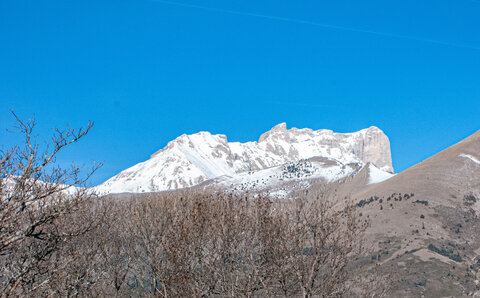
[427,244,462,262]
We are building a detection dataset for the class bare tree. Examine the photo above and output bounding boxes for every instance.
[0,112,101,296]
[267,196,367,297]
[93,202,133,297]
[108,190,378,297]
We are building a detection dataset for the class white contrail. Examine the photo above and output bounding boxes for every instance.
[266,101,343,109]
[152,0,480,51]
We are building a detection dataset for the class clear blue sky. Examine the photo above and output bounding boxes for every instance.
[1,0,479,186]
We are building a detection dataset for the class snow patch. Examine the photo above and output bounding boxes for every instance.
[368,164,394,185]
[460,154,480,165]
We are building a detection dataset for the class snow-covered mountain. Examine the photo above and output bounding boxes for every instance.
[96,123,393,194]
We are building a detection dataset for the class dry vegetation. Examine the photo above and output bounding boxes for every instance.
[0,115,386,297]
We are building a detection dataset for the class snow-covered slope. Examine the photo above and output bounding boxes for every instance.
[209,157,364,194]
[2,175,82,198]
[96,123,393,194]
[367,163,395,184]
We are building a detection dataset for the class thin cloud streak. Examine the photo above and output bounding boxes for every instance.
[266,101,344,109]
[152,0,480,51]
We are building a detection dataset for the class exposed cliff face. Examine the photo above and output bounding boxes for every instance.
[257,123,393,173]
[96,123,393,194]
[347,126,393,173]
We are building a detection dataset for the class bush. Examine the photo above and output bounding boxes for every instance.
[413,200,429,206]
[427,244,462,262]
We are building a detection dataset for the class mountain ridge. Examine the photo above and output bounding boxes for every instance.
[96,123,393,194]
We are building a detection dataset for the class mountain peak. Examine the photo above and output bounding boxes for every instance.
[365,126,382,132]
[272,122,287,131]
[259,123,287,142]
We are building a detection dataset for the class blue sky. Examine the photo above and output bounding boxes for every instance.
[1,0,479,186]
